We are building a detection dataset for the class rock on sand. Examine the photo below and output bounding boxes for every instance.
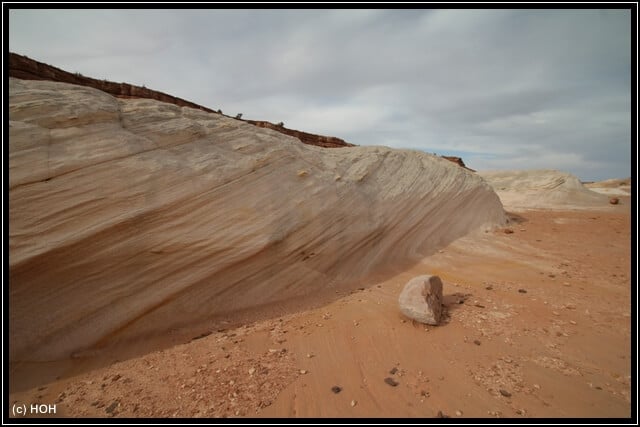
[398,275,443,325]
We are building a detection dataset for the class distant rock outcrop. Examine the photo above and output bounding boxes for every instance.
[479,169,610,210]
[9,77,505,361]
[441,156,475,172]
[247,120,354,148]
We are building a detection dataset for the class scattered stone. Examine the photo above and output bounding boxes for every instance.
[610,197,619,205]
[436,410,450,418]
[105,401,119,415]
[499,389,512,397]
[384,377,399,387]
[111,374,121,382]
[475,303,485,308]
[504,228,514,234]
[248,367,256,375]
[474,340,481,346]
[390,367,398,374]
[306,353,314,358]
[455,410,463,416]
[351,400,357,407]
[331,386,342,394]
[569,320,577,325]
[191,331,212,341]
[518,289,527,293]
[398,275,443,325]
[595,386,603,390]
[485,285,493,290]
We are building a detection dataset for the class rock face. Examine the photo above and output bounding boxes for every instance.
[9,78,505,361]
[398,275,444,325]
[9,52,352,150]
[441,156,475,172]
[479,169,610,210]
[9,52,216,114]
[247,120,353,148]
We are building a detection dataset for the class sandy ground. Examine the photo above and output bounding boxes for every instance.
[9,200,631,419]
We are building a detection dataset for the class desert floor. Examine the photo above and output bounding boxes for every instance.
[9,199,631,419]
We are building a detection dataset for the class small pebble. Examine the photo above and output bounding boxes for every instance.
[436,410,450,418]
[350,400,357,407]
[331,386,342,394]
[384,377,399,387]
[474,340,481,346]
[518,289,527,293]
[499,389,512,397]
[390,367,398,375]
[455,410,463,416]
[248,367,256,375]
[486,285,493,290]
[299,370,307,374]
[569,320,577,325]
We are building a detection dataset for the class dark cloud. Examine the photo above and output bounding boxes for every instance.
[9,9,631,181]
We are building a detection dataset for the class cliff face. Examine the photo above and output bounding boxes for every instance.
[9,77,505,362]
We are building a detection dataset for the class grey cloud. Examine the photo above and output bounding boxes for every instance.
[9,8,632,181]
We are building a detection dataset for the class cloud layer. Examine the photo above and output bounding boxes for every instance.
[9,9,631,180]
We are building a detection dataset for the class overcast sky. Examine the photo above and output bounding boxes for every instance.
[9,9,632,181]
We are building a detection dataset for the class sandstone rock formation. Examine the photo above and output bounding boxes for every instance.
[9,77,506,362]
[9,52,352,150]
[10,52,474,165]
[584,178,631,197]
[441,156,475,172]
[479,169,610,210]
[247,120,354,148]
[398,275,444,325]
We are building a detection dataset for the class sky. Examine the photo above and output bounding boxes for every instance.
[8,9,632,181]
